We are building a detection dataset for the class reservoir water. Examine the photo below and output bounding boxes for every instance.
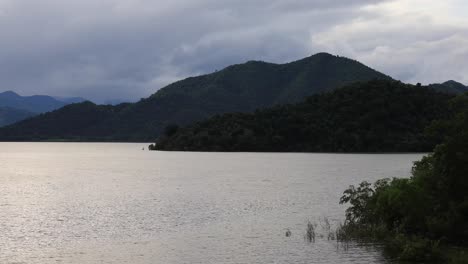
[0,143,424,263]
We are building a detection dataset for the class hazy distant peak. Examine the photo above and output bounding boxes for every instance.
[443,80,467,87]
[0,90,21,97]
[0,90,88,114]
[428,80,468,94]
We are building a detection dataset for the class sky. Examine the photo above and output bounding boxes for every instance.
[0,0,467,103]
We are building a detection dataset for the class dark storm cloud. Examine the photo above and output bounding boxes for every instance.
[0,0,466,102]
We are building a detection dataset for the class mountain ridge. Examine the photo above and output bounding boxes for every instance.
[0,53,464,142]
[0,90,87,113]
[0,90,88,127]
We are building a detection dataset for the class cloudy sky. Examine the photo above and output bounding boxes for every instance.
[0,0,467,102]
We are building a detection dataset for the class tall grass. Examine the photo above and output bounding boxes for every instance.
[305,221,316,242]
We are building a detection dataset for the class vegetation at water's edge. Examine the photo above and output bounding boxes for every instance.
[152,80,456,152]
[338,94,468,262]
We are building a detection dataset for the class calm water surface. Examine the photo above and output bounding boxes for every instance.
[0,143,424,264]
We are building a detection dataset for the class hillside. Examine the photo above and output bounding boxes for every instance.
[0,107,35,127]
[153,80,458,152]
[0,53,392,141]
[0,102,131,141]
[0,91,88,126]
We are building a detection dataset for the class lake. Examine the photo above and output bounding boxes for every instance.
[0,143,424,263]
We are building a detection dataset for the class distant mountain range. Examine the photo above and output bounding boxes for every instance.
[0,53,392,141]
[0,91,86,126]
[0,52,466,141]
[0,91,87,113]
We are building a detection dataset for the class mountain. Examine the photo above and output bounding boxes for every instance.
[0,91,89,127]
[0,53,392,141]
[0,91,87,114]
[0,107,35,127]
[0,102,133,141]
[429,80,468,94]
[0,91,69,113]
[153,80,458,152]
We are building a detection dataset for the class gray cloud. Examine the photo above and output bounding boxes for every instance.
[0,0,466,102]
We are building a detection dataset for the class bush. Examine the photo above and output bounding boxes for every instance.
[339,94,468,261]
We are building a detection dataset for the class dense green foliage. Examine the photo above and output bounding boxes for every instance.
[0,53,392,141]
[339,95,468,261]
[154,80,455,152]
[0,107,35,127]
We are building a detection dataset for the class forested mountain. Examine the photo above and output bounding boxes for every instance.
[153,80,459,152]
[0,102,132,141]
[0,53,392,141]
[0,107,35,127]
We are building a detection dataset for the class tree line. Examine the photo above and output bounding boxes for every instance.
[153,80,456,152]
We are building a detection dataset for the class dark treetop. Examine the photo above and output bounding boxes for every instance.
[338,92,468,262]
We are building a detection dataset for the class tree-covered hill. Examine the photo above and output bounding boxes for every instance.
[0,102,131,141]
[153,80,459,152]
[0,53,392,141]
[150,52,392,107]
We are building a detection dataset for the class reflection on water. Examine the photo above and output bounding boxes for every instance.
[0,143,423,263]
